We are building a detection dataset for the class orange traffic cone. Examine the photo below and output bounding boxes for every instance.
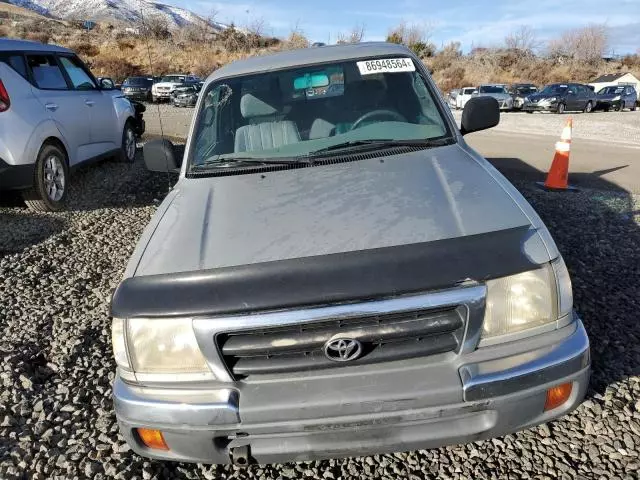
[537,118,578,191]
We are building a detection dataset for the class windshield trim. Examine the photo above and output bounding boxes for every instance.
[184,53,456,178]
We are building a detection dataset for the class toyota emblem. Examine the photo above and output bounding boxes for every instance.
[323,338,363,362]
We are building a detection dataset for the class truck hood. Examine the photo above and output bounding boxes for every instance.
[154,82,182,89]
[478,92,511,101]
[133,145,540,278]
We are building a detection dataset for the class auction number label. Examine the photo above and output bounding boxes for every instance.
[357,58,416,75]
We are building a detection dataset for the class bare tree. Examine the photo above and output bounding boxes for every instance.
[337,24,365,44]
[386,21,435,57]
[504,25,540,54]
[546,24,609,64]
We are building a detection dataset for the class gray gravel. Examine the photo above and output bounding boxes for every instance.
[1,151,640,479]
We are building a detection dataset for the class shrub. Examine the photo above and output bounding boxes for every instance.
[285,30,309,50]
[69,41,100,57]
[25,31,51,44]
[88,56,141,82]
[117,39,135,51]
[0,25,9,38]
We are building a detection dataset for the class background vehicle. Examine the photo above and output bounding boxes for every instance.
[0,39,140,211]
[447,88,460,109]
[171,84,200,107]
[595,85,637,112]
[523,83,596,114]
[122,76,155,102]
[151,74,199,102]
[475,84,513,110]
[111,42,589,466]
[456,87,476,109]
[508,83,538,110]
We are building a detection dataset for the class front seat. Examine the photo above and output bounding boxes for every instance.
[234,92,301,153]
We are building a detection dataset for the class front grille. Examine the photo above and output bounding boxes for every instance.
[216,307,464,379]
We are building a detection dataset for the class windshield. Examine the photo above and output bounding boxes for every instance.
[161,76,186,83]
[540,84,568,95]
[124,77,153,86]
[478,85,506,94]
[598,86,624,95]
[462,88,475,95]
[515,86,537,95]
[188,57,450,169]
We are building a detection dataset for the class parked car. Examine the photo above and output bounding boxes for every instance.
[447,88,460,109]
[151,74,200,102]
[122,76,155,102]
[475,84,513,110]
[508,83,538,110]
[456,86,476,109]
[111,42,589,465]
[594,85,637,112]
[171,84,200,107]
[523,83,596,114]
[0,39,142,211]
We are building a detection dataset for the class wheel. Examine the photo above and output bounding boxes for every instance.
[584,101,593,113]
[118,121,137,163]
[632,104,637,112]
[616,102,624,112]
[22,143,69,212]
[557,103,566,114]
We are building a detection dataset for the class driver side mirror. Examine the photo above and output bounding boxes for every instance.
[98,77,115,90]
[143,139,181,173]
[460,96,500,135]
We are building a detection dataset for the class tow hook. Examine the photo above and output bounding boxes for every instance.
[230,444,250,466]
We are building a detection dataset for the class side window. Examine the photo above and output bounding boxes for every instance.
[27,55,68,90]
[58,56,96,90]
[567,85,577,95]
[0,54,29,80]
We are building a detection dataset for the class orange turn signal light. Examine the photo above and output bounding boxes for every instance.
[544,382,573,411]
[136,428,169,451]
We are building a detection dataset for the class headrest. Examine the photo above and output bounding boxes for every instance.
[240,92,280,118]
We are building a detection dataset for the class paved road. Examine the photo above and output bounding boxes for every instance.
[466,130,640,194]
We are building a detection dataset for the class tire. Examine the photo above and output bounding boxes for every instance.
[118,121,137,163]
[584,101,593,113]
[632,104,637,112]
[22,143,69,212]
[557,103,566,114]
[616,102,624,112]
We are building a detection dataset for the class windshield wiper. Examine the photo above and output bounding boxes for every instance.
[193,156,313,169]
[307,138,452,157]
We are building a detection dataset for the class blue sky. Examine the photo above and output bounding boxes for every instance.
[172,0,640,54]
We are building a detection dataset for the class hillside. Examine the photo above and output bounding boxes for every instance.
[5,0,219,30]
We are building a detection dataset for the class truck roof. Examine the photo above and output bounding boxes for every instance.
[0,38,71,53]
[207,42,414,82]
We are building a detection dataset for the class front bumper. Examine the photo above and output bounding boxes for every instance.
[153,91,173,99]
[522,103,557,112]
[0,158,34,190]
[173,97,197,107]
[123,91,151,101]
[114,318,590,464]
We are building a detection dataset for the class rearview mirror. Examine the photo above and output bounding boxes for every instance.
[143,139,181,173]
[294,73,329,90]
[460,96,500,135]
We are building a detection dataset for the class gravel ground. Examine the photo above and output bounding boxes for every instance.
[1,151,640,479]
[142,101,640,146]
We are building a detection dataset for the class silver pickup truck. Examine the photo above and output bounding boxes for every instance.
[110,42,590,465]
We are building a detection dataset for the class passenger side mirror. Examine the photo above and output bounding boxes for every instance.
[143,139,181,173]
[460,96,500,135]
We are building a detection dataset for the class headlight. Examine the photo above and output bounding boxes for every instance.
[111,317,213,379]
[482,263,559,339]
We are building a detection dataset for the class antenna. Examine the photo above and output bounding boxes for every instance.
[137,0,172,193]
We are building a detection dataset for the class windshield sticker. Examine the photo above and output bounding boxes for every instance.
[357,58,415,75]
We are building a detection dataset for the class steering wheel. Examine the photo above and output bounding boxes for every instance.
[351,109,407,130]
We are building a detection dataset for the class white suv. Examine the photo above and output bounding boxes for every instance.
[0,39,140,211]
[151,74,199,102]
